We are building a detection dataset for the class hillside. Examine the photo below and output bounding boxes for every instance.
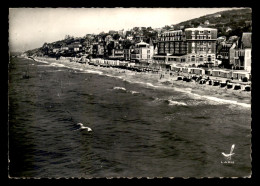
[23,8,252,56]
[173,8,252,38]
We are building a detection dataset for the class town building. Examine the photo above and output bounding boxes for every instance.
[68,42,82,52]
[110,45,124,60]
[92,43,104,57]
[153,30,187,64]
[134,35,145,43]
[184,27,217,66]
[130,40,154,62]
[105,35,114,44]
[123,45,134,61]
[233,32,252,71]
[126,35,134,41]
[216,42,233,67]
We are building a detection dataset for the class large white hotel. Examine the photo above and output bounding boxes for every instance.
[153,27,218,66]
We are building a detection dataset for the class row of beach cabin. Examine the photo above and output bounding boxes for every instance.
[171,66,251,81]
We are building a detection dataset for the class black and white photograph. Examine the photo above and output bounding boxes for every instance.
[8,8,252,178]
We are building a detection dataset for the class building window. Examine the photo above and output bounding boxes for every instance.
[208,55,211,62]
[208,35,211,39]
[191,56,195,62]
[200,56,204,61]
[200,31,204,34]
[208,31,211,34]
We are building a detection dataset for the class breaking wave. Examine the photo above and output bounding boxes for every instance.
[113,87,126,91]
[202,95,251,108]
[167,100,187,106]
[129,90,140,94]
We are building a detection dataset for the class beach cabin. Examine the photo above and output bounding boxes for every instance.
[127,62,135,67]
[218,70,232,78]
[211,69,221,77]
[182,68,189,73]
[171,66,182,72]
[205,69,212,76]
[211,69,231,78]
[188,68,205,75]
[232,71,250,80]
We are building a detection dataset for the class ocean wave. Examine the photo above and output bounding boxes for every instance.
[167,100,187,106]
[85,70,103,75]
[35,60,49,64]
[50,63,65,68]
[113,87,126,91]
[202,95,251,108]
[146,83,157,88]
[172,87,250,108]
[128,90,140,94]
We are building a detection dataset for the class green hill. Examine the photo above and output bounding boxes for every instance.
[174,8,252,38]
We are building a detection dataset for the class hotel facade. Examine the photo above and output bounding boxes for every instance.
[184,27,217,65]
[152,27,217,66]
[153,30,187,64]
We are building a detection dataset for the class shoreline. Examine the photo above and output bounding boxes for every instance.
[29,56,251,108]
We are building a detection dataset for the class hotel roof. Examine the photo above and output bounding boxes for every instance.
[162,30,183,34]
[136,41,149,46]
[185,27,217,31]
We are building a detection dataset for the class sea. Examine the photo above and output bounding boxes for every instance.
[8,57,251,178]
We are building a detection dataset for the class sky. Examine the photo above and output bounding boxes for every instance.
[9,8,236,52]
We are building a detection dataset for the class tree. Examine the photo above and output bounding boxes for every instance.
[113,34,120,40]
[163,25,171,30]
[65,35,74,40]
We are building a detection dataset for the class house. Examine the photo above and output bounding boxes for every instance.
[118,29,124,37]
[68,42,82,52]
[110,45,124,60]
[216,43,233,67]
[204,20,210,25]
[105,35,114,44]
[92,43,104,57]
[126,35,133,41]
[217,36,226,44]
[130,40,154,62]
[233,32,252,72]
[134,35,145,43]
[53,48,60,53]
[123,45,134,61]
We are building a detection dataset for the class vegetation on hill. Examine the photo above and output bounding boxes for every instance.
[173,8,252,38]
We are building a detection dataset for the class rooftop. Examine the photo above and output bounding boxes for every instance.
[136,41,149,46]
[185,27,217,31]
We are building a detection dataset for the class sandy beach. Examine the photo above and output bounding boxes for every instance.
[33,57,251,107]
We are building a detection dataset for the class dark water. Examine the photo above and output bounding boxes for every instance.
[8,57,251,178]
